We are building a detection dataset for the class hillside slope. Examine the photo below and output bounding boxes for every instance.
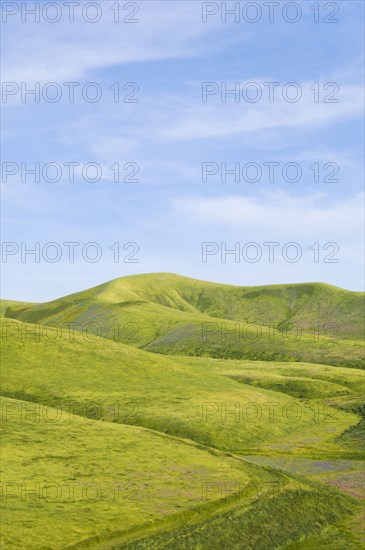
[2,395,280,549]
[1,277,364,549]
[5,273,364,335]
[1,319,361,455]
[3,273,364,367]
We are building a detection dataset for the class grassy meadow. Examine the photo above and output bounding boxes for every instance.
[1,273,364,548]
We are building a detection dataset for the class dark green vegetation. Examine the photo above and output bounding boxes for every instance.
[110,488,358,550]
[1,273,364,549]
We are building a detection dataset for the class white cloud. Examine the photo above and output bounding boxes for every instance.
[2,2,215,83]
[158,82,363,140]
[174,191,364,241]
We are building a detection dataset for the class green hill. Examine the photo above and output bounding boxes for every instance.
[2,320,361,454]
[3,273,364,367]
[1,273,364,549]
[1,321,363,549]
[0,299,35,317]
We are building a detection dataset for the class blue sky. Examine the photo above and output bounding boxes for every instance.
[1,0,364,301]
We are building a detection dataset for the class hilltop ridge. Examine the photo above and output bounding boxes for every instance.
[3,273,364,367]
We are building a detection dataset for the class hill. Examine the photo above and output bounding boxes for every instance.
[1,274,364,548]
[0,299,35,317]
[1,318,363,548]
[3,273,364,367]
[2,319,361,454]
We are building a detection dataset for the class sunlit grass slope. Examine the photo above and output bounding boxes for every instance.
[4,395,358,550]
[1,320,360,455]
[3,273,364,367]
[2,396,279,549]
[1,273,364,549]
[7,272,363,337]
[0,299,35,317]
[176,357,365,400]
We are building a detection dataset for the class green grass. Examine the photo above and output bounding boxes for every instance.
[1,320,361,455]
[103,486,359,550]
[284,511,365,549]
[3,273,364,367]
[174,357,365,397]
[1,273,364,549]
[2,396,277,549]
[0,299,35,317]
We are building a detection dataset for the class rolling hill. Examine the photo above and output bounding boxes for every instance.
[1,273,364,549]
[3,273,364,367]
[1,319,362,454]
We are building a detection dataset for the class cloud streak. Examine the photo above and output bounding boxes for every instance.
[174,191,364,241]
[2,2,215,83]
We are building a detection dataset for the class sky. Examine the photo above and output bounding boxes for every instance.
[1,0,364,301]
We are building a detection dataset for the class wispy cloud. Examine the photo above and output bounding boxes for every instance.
[158,82,363,141]
[174,191,364,241]
[2,2,217,83]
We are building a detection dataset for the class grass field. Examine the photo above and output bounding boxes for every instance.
[1,273,364,548]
